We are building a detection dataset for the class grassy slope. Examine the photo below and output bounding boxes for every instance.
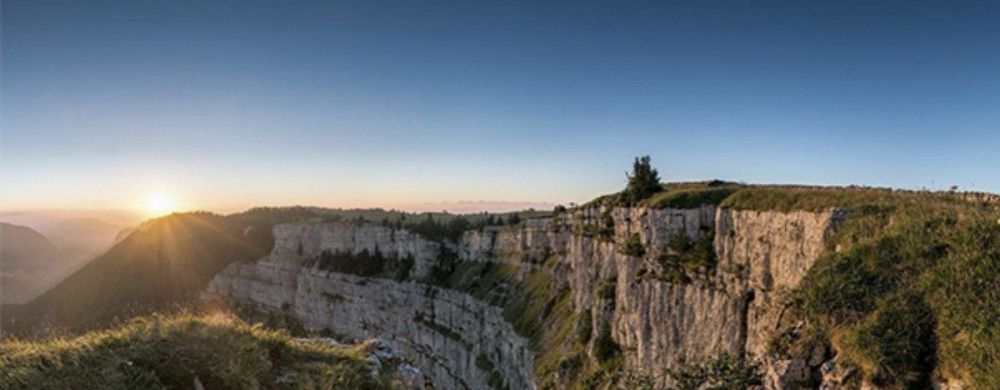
[595,183,1000,387]
[0,313,381,389]
[746,188,1000,388]
[2,209,326,334]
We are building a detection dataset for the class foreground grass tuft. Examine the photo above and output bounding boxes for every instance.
[0,312,382,389]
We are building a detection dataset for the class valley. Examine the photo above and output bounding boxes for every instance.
[4,182,998,389]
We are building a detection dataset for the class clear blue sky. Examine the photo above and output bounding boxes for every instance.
[2,1,999,213]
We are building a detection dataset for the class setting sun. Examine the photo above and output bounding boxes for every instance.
[145,193,177,216]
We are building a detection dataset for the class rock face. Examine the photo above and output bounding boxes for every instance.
[207,206,846,389]
[716,208,850,359]
[271,222,442,279]
[207,223,532,390]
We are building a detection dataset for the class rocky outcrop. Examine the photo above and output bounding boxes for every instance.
[294,338,427,389]
[716,208,849,359]
[458,206,845,386]
[207,205,846,389]
[207,223,532,390]
[271,222,441,279]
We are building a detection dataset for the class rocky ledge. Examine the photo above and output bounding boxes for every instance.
[207,206,849,389]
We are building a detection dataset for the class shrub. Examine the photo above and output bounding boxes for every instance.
[577,309,593,343]
[667,232,692,253]
[592,321,620,363]
[666,353,762,390]
[315,248,388,277]
[394,253,415,281]
[598,211,616,240]
[680,230,717,273]
[428,246,459,285]
[597,280,616,301]
[657,254,690,284]
[620,233,646,257]
[655,230,717,283]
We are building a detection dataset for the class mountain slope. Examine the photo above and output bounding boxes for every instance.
[0,223,60,304]
[44,217,124,257]
[3,212,275,333]
[1,223,55,261]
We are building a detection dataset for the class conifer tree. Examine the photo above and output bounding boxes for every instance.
[623,155,661,204]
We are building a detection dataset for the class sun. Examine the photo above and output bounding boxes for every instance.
[145,192,177,216]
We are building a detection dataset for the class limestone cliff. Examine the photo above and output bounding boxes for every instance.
[206,206,846,389]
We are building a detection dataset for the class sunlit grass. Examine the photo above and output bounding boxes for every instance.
[0,312,381,389]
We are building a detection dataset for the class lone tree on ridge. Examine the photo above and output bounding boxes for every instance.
[623,155,661,204]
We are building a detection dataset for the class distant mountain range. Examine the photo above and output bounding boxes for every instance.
[0,206,539,333]
[1,223,60,304]
[0,217,130,304]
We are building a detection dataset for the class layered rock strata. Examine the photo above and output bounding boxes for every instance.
[208,207,846,389]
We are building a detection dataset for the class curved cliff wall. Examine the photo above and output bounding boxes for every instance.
[458,206,844,387]
[207,223,533,390]
[208,207,844,389]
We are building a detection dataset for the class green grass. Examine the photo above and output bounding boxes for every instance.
[774,190,1000,388]
[0,312,385,389]
[583,181,994,213]
[718,185,979,212]
[584,180,742,209]
[643,182,742,208]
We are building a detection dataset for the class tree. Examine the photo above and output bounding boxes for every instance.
[623,155,661,204]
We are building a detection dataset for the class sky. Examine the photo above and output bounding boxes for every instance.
[2,0,999,216]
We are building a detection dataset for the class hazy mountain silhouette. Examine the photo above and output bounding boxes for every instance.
[45,217,125,257]
[1,223,60,304]
[0,216,131,304]
[1,208,323,334]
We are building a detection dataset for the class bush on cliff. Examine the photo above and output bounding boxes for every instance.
[619,233,646,257]
[665,353,762,390]
[316,248,387,277]
[592,321,620,363]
